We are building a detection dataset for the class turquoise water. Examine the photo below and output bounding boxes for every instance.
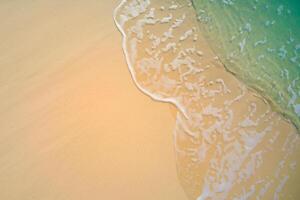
[192,0,300,131]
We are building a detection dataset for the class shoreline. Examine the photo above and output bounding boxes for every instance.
[114,0,300,199]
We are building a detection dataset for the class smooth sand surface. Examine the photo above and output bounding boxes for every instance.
[0,1,187,199]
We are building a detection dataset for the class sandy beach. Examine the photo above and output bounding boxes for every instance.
[1,0,300,199]
[0,1,187,199]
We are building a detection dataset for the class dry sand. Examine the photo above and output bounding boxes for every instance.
[0,1,187,199]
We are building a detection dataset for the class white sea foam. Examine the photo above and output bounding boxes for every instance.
[113,0,300,199]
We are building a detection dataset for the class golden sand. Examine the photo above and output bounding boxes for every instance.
[1,0,299,199]
[0,1,187,199]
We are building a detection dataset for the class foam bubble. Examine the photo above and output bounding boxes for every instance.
[114,0,300,199]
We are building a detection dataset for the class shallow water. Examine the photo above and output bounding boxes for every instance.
[114,0,300,199]
[192,0,300,130]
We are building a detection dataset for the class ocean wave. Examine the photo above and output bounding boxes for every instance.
[114,0,300,199]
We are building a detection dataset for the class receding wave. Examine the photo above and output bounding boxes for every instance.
[113,0,300,199]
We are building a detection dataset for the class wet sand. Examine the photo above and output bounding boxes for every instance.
[0,1,187,200]
[114,0,300,199]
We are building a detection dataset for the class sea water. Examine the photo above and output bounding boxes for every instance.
[114,0,300,199]
[192,0,300,131]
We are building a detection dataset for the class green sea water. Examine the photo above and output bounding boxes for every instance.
[192,0,300,131]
